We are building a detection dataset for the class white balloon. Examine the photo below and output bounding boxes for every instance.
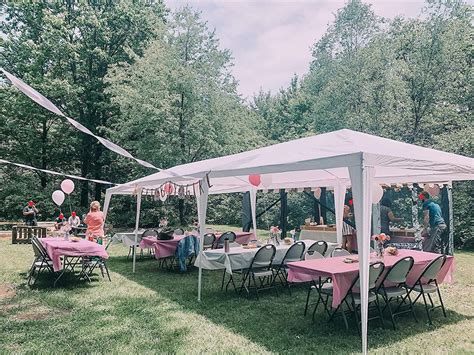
[60,179,75,194]
[372,185,384,204]
[312,187,321,199]
[52,190,65,206]
[260,174,273,188]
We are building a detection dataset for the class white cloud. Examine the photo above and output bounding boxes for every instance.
[166,0,426,99]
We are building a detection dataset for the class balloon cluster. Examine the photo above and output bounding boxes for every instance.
[248,174,273,188]
[52,179,75,206]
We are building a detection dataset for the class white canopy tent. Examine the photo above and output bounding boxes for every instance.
[103,129,473,354]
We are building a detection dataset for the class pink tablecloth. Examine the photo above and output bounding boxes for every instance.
[287,249,454,308]
[140,235,187,259]
[215,231,253,245]
[41,237,109,272]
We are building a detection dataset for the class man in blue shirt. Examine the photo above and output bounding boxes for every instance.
[420,191,446,253]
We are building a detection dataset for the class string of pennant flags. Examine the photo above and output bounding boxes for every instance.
[0,158,117,185]
[1,68,160,171]
[133,175,211,201]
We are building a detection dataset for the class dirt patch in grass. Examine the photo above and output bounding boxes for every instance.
[10,306,71,321]
[0,283,16,299]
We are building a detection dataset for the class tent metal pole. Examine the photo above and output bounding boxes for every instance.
[133,189,142,273]
[197,178,209,302]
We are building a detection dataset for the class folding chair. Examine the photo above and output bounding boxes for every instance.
[329,262,385,331]
[272,241,306,294]
[330,248,351,258]
[141,229,158,257]
[398,254,447,325]
[203,233,216,250]
[239,244,278,299]
[28,237,55,286]
[303,250,330,316]
[174,228,185,235]
[215,231,236,249]
[376,256,417,328]
[307,241,328,257]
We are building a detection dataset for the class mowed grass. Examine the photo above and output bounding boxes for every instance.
[0,228,473,354]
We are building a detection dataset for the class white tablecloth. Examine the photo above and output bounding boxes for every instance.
[111,230,146,247]
[195,240,318,274]
[299,229,337,243]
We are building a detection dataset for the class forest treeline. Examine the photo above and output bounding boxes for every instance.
[0,1,472,247]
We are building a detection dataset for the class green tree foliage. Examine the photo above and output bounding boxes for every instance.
[252,0,473,247]
[105,6,265,224]
[0,1,167,220]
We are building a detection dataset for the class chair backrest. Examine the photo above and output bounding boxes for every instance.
[352,262,385,290]
[331,248,351,258]
[383,256,414,284]
[142,229,158,238]
[216,231,236,247]
[305,251,324,260]
[174,228,185,235]
[307,241,328,256]
[31,236,50,260]
[203,233,216,248]
[282,241,306,264]
[418,255,447,282]
[250,244,276,270]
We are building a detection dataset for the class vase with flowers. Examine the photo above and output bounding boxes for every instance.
[371,233,390,259]
[269,226,281,246]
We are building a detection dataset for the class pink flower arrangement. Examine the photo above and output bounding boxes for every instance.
[372,233,390,242]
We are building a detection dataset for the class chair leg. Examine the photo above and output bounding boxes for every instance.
[375,294,385,329]
[435,281,447,317]
[304,281,314,316]
[252,273,259,300]
[420,289,433,325]
[406,289,418,322]
[427,293,435,309]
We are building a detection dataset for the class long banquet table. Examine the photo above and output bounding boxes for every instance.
[287,249,454,308]
[194,239,319,274]
[41,237,109,272]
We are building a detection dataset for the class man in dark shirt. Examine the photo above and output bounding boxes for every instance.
[23,201,38,226]
[420,191,446,253]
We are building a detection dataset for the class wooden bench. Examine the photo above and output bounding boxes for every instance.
[11,225,47,244]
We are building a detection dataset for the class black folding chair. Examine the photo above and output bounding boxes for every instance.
[397,254,447,325]
[327,262,385,332]
[215,231,236,249]
[239,244,278,300]
[307,241,328,257]
[203,233,216,250]
[27,236,55,286]
[376,256,417,328]
[272,241,306,294]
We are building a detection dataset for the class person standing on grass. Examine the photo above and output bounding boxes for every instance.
[380,197,404,237]
[419,191,447,253]
[23,200,38,226]
[84,201,105,239]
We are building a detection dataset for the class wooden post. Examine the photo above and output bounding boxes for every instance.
[280,189,288,238]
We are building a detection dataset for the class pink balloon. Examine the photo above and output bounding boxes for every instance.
[248,174,261,187]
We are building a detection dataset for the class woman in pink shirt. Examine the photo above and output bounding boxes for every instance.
[84,201,105,238]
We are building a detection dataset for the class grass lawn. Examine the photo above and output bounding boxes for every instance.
[1,227,473,353]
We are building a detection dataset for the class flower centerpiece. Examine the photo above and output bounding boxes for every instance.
[371,233,390,259]
[269,226,281,245]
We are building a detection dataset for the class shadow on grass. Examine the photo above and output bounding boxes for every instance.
[109,255,474,353]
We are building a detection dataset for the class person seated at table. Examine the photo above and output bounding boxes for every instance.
[68,211,81,228]
[380,197,404,237]
[342,197,356,252]
[54,213,66,230]
[84,201,105,240]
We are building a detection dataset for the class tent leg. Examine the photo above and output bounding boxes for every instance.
[133,190,142,273]
[197,179,209,302]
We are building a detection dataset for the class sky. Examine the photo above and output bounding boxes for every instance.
[165,0,431,99]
